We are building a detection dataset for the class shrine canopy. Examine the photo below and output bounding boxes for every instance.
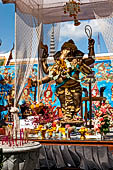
[2,0,113,24]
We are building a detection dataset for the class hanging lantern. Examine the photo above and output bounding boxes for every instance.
[64,0,81,26]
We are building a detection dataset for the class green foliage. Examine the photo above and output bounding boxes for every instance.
[0,60,5,66]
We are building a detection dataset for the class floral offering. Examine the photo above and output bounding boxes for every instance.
[30,102,59,124]
[93,102,111,135]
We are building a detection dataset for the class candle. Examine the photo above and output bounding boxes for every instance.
[26,130,29,143]
[12,135,14,146]
[24,128,27,143]
[20,129,22,146]
[8,131,11,146]
[6,136,8,145]
[15,130,18,146]
[21,128,24,145]
[2,138,4,145]
[4,136,7,144]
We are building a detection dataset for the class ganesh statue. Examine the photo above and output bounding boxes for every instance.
[37,37,95,121]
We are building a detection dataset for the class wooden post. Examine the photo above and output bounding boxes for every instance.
[34,83,37,102]
[82,88,88,126]
[80,102,83,118]
[89,78,92,129]
[85,101,87,126]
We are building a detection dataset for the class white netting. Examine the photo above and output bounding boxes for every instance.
[53,23,60,52]
[94,12,113,53]
[2,0,113,23]
[43,23,60,54]
[14,7,42,106]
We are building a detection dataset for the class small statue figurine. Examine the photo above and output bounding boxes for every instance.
[37,36,95,121]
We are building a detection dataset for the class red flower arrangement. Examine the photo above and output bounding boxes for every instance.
[93,102,111,135]
[31,103,59,124]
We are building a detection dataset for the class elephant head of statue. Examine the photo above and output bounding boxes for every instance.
[61,39,84,62]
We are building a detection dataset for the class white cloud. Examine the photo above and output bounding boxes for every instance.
[59,20,100,42]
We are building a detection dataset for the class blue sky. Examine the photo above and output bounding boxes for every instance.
[0,1,15,53]
[0,1,108,54]
[58,20,108,54]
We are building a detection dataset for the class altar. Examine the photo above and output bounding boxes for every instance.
[1,139,113,170]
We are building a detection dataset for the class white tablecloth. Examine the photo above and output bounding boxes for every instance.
[2,142,41,170]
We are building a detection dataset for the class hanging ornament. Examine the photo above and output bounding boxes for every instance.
[64,0,81,26]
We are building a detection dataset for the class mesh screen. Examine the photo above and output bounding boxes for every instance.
[95,12,113,53]
[15,7,42,106]
[43,23,60,54]
[15,0,60,105]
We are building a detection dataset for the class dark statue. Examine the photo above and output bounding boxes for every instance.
[37,38,95,121]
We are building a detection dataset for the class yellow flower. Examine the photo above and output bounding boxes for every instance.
[36,103,39,108]
[30,104,35,109]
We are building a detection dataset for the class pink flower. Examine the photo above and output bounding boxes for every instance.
[96,113,100,117]
[97,129,100,133]
[65,124,71,128]
[95,103,100,107]
[100,107,107,113]
[101,122,105,125]
[98,124,101,128]
[99,117,104,122]
[103,115,108,118]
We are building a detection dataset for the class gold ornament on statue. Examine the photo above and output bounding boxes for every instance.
[64,0,81,26]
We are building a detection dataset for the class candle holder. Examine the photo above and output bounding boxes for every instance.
[79,127,88,140]
[47,129,53,138]
[41,129,47,139]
